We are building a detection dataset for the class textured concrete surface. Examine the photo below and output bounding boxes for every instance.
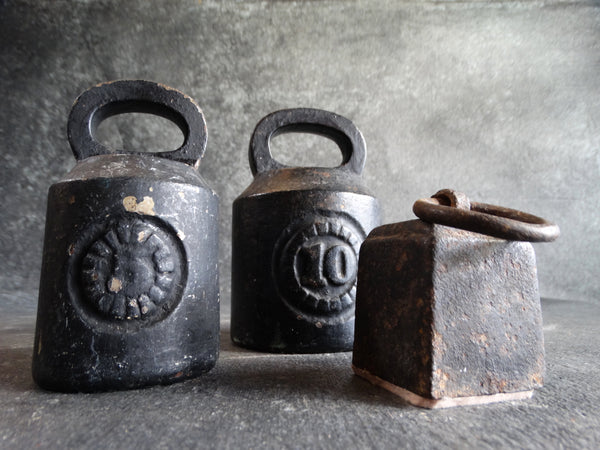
[1,0,599,312]
[1,298,599,448]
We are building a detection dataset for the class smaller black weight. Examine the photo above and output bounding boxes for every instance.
[231,108,381,353]
[32,80,219,392]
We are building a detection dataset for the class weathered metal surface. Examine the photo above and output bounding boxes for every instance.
[413,188,560,242]
[32,80,220,392]
[231,108,381,353]
[352,189,559,408]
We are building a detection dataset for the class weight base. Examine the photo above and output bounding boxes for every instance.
[352,365,534,409]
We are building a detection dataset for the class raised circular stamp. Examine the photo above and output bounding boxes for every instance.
[68,214,186,331]
[273,212,365,325]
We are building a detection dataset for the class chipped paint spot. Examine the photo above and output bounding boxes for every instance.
[138,230,146,242]
[149,187,154,192]
[177,230,186,240]
[123,196,156,215]
[68,243,75,256]
[108,277,123,293]
[315,321,323,328]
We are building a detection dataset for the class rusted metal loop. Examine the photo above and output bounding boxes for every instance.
[67,80,207,168]
[249,108,366,176]
[413,190,560,242]
[432,189,471,210]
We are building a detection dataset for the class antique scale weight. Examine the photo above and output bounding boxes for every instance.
[231,108,381,353]
[32,80,220,391]
[31,80,560,410]
[353,189,559,408]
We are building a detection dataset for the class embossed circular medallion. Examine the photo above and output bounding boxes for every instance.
[73,214,185,326]
[273,214,365,324]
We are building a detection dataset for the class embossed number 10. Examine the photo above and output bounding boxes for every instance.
[299,241,357,288]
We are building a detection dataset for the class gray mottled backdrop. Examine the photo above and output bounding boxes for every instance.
[1,0,599,314]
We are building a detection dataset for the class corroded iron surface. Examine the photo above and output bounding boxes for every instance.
[413,188,560,242]
[353,190,558,407]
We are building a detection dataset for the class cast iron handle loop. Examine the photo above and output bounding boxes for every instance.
[413,189,560,242]
[67,80,207,168]
[249,108,366,176]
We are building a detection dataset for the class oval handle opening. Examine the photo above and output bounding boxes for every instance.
[249,108,366,176]
[269,131,345,168]
[94,111,185,154]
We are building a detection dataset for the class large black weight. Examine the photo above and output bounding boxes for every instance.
[32,80,220,392]
[231,108,381,353]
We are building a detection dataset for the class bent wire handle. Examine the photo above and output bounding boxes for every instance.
[412,189,560,242]
[249,108,366,176]
[67,80,207,168]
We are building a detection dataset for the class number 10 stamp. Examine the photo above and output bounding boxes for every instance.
[273,212,365,325]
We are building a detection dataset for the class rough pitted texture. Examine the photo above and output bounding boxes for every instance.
[1,0,599,310]
[353,220,545,404]
[431,227,544,398]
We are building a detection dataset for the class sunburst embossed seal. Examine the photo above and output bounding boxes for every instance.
[76,215,185,324]
[273,213,365,325]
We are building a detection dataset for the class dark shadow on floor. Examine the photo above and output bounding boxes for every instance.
[208,327,410,409]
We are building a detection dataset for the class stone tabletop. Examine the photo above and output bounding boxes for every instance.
[1,298,598,449]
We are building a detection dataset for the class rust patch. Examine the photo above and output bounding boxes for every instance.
[474,333,489,347]
[434,369,450,393]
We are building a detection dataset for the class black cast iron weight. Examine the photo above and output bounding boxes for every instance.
[231,108,381,353]
[352,189,559,408]
[32,80,220,392]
